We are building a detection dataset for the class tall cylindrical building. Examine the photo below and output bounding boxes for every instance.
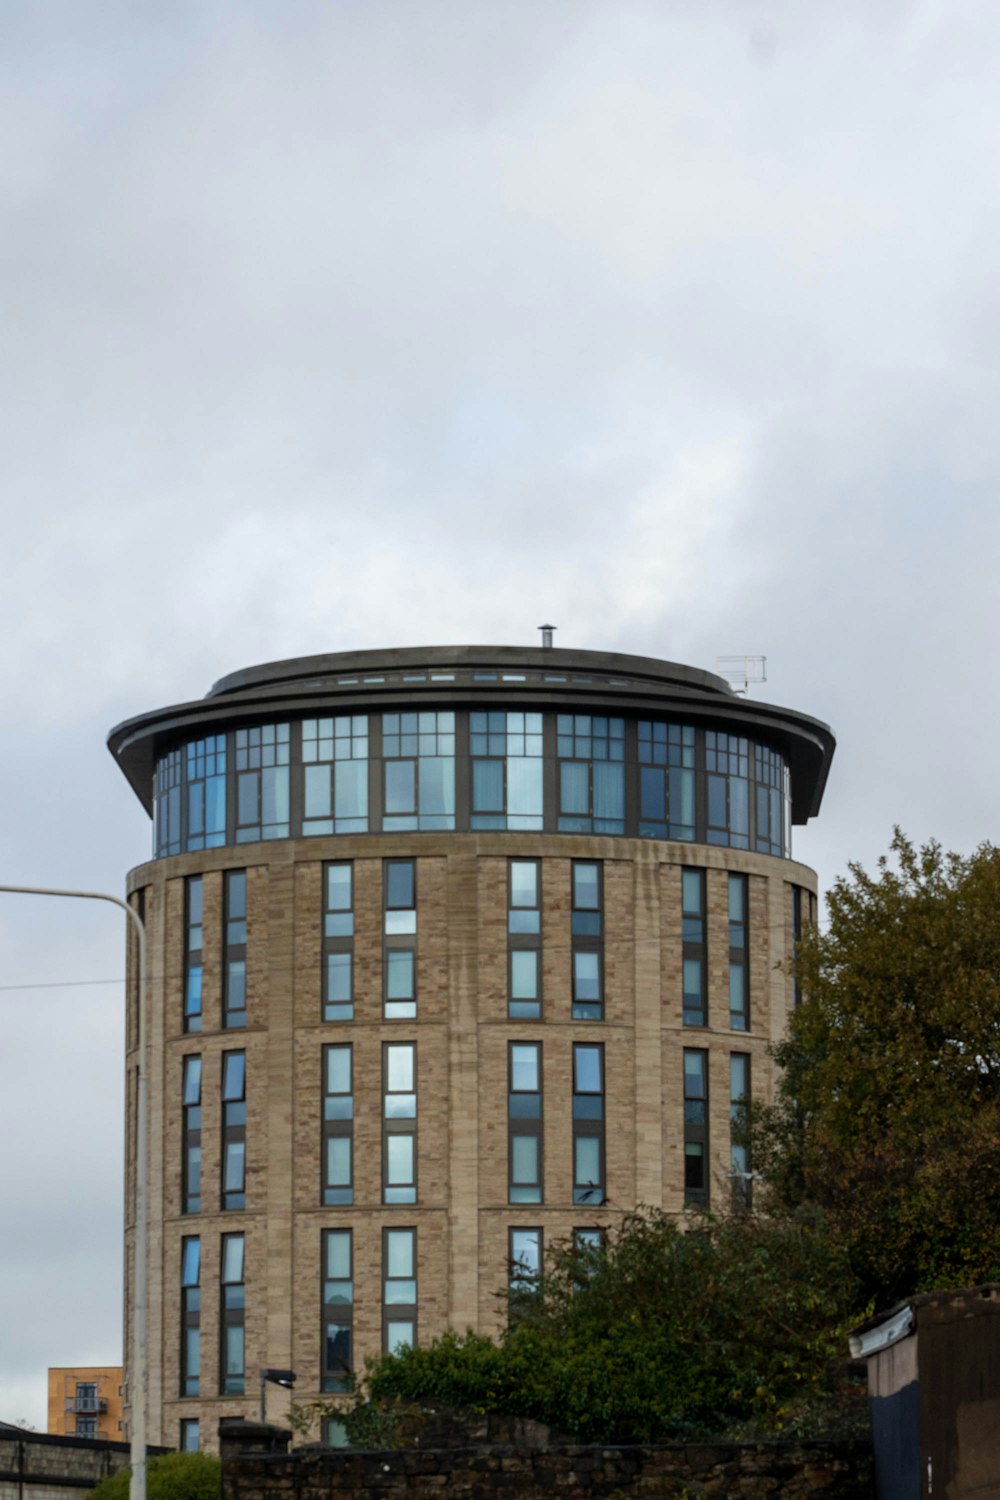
[108,645,834,1451]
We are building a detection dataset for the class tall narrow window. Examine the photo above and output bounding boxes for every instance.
[302,716,369,835]
[182,1055,202,1214]
[383,1043,417,1204]
[221,1051,246,1211]
[681,869,707,1026]
[508,1228,542,1291]
[322,1045,353,1206]
[179,1420,200,1452]
[572,1044,605,1205]
[705,731,750,849]
[728,875,749,1031]
[683,1050,708,1205]
[637,722,695,841]
[323,864,354,1022]
[383,1228,417,1353]
[508,1043,542,1204]
[154,749,183,858]
[180,1237,200,1396]
[508,860,541,1020]
[557,715,625,834]
[186,735,227,851]
[754,745,789,857]
[220,1233,245,1395]
[571,862,603,1021]
[234,723,290,842]
[382,712,455,831]
[184,877,203,1034]
[384,860,416,1020]
[469,712,544,830]
[223,870,247,1029]
[730,1053,751,1208]
[321,1229,353,1392]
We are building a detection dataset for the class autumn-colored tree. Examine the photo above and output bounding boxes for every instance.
[754,831,1000,1306]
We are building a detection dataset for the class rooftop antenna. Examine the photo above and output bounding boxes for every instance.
[716,655,767,698]
[538,623,557,649]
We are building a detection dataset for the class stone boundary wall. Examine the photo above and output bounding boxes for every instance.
[223,1435,875,1500]
[0,1430,135,1500]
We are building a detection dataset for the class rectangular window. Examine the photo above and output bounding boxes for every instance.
[572,1044,605,1205]
[220,1233,245,1395]
[384,859,417,1020]
[730,1053,752,1209]
[180,1236,200,1397]
[321,1229,353,1392]
[508,859,541,1019]
[557,715,625,834]
[322,1045,353,1206]
[508,1043,542,1204]
[508,1227,542,1292]
[792,886,803,1008]
[234,723,290,842]
[683,1050,708,1206]
[323,863,355,1022]
[383,1227,417,1354]
[705,732,750,849]
[179,1420,200,1452]
[382,711,455,831]
[302,715,369,835]
[221,1051,246,1211]
[754,744,788,857]
[223,870,247,1029]
[637,722,696,841]
[681,869,706,1026]
[184,877,203,1035]
[469,712,544,830]
[728,875,749,1031]
[383,1043,417,1204]
[75,1417,97,1438]
[571,862,603,1021]
[154,749,183,858]
[182,1055,202,1214]
[186,735,227,852]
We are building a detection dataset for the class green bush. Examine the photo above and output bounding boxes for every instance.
[87,1452,221,1500]
[359,1207,859,1443]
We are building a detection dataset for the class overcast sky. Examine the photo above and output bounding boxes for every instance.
[3,0,999,1431]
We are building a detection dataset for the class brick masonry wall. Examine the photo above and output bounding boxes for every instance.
[124,836,820,1449]
[222,1437,874,1500]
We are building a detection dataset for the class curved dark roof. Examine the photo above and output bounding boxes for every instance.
[108,644,835,822]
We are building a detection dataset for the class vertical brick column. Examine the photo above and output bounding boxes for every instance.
[446,849,480,1330]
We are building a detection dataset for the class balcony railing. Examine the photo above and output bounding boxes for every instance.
[65,1396,106,1413]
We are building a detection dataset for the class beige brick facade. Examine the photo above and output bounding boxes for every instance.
[123,833,817,1452]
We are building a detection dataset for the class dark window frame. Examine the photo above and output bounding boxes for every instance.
[382,1226,418,1354]
[221,1050,246,1211]
[382,1042,417,1205]
[683,1048,709,1206]
[383,859,417,1021]
[182,1054,202,1214]
[571,861,604,1021]
[728,874,749,1031]
[220,1232,246,1396]
[322,1043,354,1206]
[681,867,707,1027]
[180,1235,200,1397]
[223,869,247,1029]
[183,876,203,1035]
[323,862,355,1023]
[508,1042,543,1205]
[508,858,542,1020]
[321,1228,353,1393]
[572,1042,605,1205]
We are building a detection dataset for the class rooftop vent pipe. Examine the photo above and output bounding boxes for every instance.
[538,624,556,649]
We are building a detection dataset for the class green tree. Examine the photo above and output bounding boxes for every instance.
[87,1452,221,1500]
[357,1207,859,1443]
[754,830,1000,1306]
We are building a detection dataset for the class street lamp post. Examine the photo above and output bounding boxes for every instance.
[0,886,148,1500]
